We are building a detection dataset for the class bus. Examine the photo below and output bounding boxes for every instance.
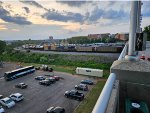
[4,66,35,81]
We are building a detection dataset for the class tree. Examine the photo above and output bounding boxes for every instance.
[0,40,6,55]
[0,40,6,66]
[143,25,150,41]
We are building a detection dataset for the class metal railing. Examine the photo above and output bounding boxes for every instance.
[118,44,128,60]
[92,73,116,113]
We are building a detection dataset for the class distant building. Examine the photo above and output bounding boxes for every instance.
[115,33,129,41]
[88,33,110,39]
[49,36,53,40]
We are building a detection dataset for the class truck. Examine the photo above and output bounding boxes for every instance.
[64,90,84,101]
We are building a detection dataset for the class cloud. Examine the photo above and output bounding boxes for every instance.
[42,10,85,23]
[20,0,48,11]
[11,28,20,32]
[22,7,30,13]
[0,1,3,4]
[88,6,129,22]
[0,6,32,25]
[56,1,90,7]
[142,1,150,17]
[0,25,8,30]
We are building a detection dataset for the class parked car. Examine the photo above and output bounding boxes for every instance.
[46,77,56,83]
[75,84,88,91]
[0,106,4,113]
[48,67,53,72]
[47,106,65,113]
[52,76,60,81]
[140,54,145,60]
[39,80,51,86]
[35,76,45,80]
[0,97,15,108]
[64,90,84,101]
[9,93,24,102]
[147,57,150,61]
[15,83,27,89]
[0,95,3,99]
[81,79,94,85]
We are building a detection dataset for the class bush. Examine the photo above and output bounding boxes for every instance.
[1,52,112,70]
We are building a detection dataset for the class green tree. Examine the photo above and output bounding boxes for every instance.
[143,25,150,41]
[0,40,6,54]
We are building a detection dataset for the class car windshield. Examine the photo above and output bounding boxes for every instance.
[5,98,13,104]
[18,95,23,98]
[20,83,25,85]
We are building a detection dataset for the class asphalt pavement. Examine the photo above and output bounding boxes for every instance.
[0,64,95,113]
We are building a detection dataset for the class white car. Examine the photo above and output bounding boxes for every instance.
[0,106,4,113]
[0,97,15,108]
[9,93,24,102]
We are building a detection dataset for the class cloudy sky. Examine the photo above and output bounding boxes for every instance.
[0,0,150,40]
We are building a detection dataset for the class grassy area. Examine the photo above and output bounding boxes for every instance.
[73,80,106,113]
[22,62,110,78]
[103,69,110,78]
[22,62,76,74]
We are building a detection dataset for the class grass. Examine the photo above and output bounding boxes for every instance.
[103,69,110,78]
[22,62,76,74]
[22,62,110,78]
[73,80,106,113]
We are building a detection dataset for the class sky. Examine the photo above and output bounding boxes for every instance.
[0,0,150,40]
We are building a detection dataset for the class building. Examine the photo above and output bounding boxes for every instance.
[115,33,129,41]
[88,33,110,40]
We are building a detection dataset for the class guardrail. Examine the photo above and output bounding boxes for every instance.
[118,44,128,60]
[92,73,116,113]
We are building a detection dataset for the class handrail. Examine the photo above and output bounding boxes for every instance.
[92,73,116,113]
[118,44,128,60]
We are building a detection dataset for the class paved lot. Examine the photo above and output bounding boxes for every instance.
[0,64,95,113]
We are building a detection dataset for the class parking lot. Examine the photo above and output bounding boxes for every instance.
[0,63,95,113]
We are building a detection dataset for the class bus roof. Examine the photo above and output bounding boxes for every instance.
[5,66,34,74]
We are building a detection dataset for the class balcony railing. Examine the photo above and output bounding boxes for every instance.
[118,43,128,60]
[92,44,128,113]
[92,73,116,113]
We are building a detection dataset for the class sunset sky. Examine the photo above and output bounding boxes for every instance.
[0,0,150,40]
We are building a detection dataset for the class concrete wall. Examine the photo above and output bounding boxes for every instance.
[106,80,119,113]
[111,60,150,113]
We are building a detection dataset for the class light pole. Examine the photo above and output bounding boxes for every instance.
[125,1,140,61]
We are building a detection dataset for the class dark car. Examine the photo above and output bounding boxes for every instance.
[35,76,45,80]
[64,90,84,101]
[47,107,65,113]
[46,77,56,83]
[15,83,28,89]
[48,67,53,72]
[75,84,88,91]
[81,79,94,85]
[39,80,51,86]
